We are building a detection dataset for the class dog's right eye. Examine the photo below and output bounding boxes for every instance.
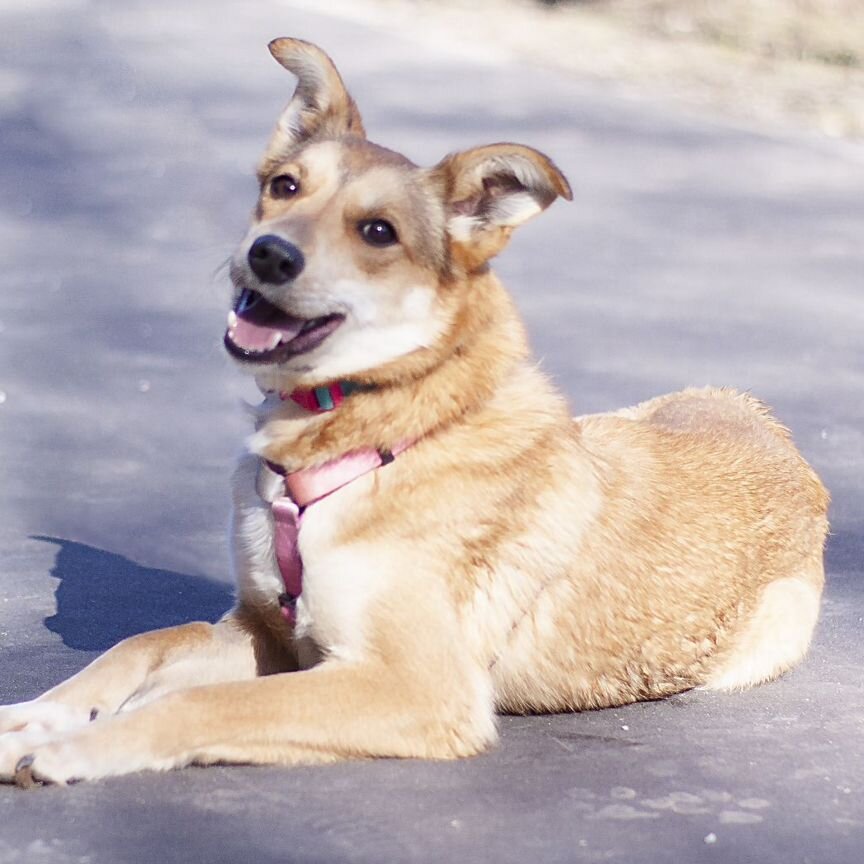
[269,174,300,199]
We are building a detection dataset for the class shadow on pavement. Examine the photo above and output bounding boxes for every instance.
[32,536,234,651]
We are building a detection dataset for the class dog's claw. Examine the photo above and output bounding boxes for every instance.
[14,754,41,789]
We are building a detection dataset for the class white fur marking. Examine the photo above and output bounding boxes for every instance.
[448,192,542,238]
[488,192,542,227]
[280,275,443,383]
[230,454,284,605]
[296,479,390,661]
[448,214,482,241]
[704,576,821,691]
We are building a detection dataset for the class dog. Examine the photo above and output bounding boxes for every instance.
[0,38,828,786]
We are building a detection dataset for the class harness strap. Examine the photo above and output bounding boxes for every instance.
[270,442,412,623]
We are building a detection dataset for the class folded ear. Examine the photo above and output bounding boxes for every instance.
[434,143,572,269]
[262,38,365,162]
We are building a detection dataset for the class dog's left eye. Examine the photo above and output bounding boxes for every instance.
[269,174,300,199]
[359,219,398,247]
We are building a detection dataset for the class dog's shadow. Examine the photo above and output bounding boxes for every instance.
[33,536,234,652]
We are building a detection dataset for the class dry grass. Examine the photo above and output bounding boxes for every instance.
[296,0,864,138]
[574,0,864,69]
[544,0,864,136]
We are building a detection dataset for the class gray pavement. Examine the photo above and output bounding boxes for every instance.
[1,1,863,861]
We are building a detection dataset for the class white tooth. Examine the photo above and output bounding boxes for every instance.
[269,333,282,349]
[227,310,238,328]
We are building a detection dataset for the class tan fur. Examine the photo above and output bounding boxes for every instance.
[0,39,827,786]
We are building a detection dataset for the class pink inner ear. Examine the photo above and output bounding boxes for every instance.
[452,173,528,219]
[452,196,482,216]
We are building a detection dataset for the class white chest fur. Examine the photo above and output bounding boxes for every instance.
[230,454,388,661]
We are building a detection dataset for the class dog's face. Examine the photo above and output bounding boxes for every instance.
[225,39,571,390]
[227,137,449,386]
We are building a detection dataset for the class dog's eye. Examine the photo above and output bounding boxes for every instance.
[359,219,398,247]
[269,174,300,199]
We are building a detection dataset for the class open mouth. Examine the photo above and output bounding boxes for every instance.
[224,288,345,364]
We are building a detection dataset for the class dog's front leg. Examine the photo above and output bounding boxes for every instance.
[6,598,496,783]
[0,451,293,749]
[7,639,496,786]
[0,613,280,750]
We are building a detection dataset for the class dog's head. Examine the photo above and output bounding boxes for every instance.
[225,38,571,391]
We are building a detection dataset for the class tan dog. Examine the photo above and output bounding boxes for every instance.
[0,39,828,786]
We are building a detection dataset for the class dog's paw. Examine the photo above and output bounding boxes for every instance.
[0,705,132,786]
[0,727,59,782]
[0,700,89,737]
[3,713,182,787]
[10,738,91,788]
[0,727,118,787]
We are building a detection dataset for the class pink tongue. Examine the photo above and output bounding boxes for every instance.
[231,315,305,351]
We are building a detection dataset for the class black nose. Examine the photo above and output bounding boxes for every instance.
[247,235,305,284]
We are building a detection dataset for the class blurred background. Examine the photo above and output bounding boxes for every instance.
[0,0,861,595]
[0,1,862,861]
[301,0,864,138]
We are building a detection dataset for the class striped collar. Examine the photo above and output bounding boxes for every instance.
[280,380,361,412]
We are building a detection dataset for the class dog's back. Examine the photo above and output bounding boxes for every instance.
[491,387,827,712]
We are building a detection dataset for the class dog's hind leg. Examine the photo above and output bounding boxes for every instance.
[702,565,823,692]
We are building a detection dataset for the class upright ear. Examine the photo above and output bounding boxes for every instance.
[262,38,365,163]
[434,143,572,269]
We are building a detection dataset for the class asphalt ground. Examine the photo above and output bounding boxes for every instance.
[1,1,862,862]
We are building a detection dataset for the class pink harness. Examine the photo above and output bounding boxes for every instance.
[269,382,410,623]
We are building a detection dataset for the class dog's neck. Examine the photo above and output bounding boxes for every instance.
[252,272,532,471]
[281,380,365,413]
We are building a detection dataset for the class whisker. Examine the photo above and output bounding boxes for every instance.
[211,256,233,282]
